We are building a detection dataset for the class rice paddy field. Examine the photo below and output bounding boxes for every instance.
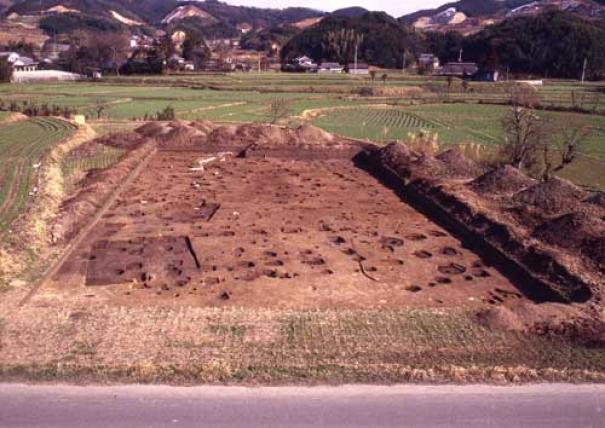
[0,73,604,189]
[0,117,76,233]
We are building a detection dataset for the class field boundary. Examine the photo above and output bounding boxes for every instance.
[19,145,158,307]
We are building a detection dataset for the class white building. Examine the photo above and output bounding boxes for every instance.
[318,62,343,73]
[0,52,39,71]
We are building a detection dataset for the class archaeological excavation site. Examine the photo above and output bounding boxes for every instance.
[28,119,602,337]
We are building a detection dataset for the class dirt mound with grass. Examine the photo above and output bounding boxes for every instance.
[436,148,483,179]
[513,177,588,215]
[471,165,536,194]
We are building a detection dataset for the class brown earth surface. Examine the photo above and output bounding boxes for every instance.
[2,122,604,384]
[35,148,525,310]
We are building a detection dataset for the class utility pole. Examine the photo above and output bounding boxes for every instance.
[402,51,406,74]
[258,52,261,73]
[354,43,358,73]
[581,57,588,85]
[458,48,463,63]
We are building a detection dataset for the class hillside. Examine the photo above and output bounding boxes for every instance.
[4,0,324,29]
[401,0,605,34]
[281,12,423,69]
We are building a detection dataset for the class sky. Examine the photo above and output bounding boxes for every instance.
[221,0,450,17]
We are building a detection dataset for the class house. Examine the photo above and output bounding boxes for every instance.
[286,56,317,72]
[418,54,440,73]
[347,63,369,75]
[0,52,39,71]
[318,62,343,74]
[439,62,479,78]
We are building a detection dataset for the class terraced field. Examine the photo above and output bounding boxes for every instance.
[313,108,437,140]
[0,117,76,232]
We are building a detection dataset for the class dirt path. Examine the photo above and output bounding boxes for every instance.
[185,101,247,116]
[296,104,390,121]
[0,112,28,125]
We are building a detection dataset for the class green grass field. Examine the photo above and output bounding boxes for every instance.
[0,117,76,233]
[0,74,603,188]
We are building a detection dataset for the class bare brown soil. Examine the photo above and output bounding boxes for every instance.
[2,122,604,385]
[37,147,523,310]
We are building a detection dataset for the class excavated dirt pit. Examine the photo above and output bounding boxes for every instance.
[37,149,531,309]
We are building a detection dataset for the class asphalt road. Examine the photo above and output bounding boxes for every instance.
[0,384,603,427]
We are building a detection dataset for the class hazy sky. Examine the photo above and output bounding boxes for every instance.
[222,0,450,17]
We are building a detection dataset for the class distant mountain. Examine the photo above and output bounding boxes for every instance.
[401,0,605,34]
[400,0,533,23]
[331,7,369,18]
[4,0,324,28]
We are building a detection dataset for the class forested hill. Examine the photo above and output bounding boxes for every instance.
[283,10,605,79]
[281,12,423,69]
[463,11,605,79]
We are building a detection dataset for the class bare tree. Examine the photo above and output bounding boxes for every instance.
[500,106,546,170]
[381,73,388,86]
[95,101,105,120]
[541,120,591,181]
[369,70,376,84]
[507,84,540,108]
[269,98,291,124]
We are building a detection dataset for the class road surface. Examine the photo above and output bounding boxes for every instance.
[0,383,603,427]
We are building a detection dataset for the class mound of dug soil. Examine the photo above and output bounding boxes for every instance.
[532,212,605,272]
[96,132,147,149]
[471,165,536,195]
[135,122,171,137]
[160,126,206,149]
[513,177,588,215]
[295,124,336,145]
[189,120,215,134]
[533,211,604,250]
[586,192,605,208]
[377,142,417,177]
[476,302,586,332]
[436,149,483,179]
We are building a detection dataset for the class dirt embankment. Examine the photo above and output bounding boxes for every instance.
[0,123,97,281]
[369,142,605,339]
[50,136,156,245]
